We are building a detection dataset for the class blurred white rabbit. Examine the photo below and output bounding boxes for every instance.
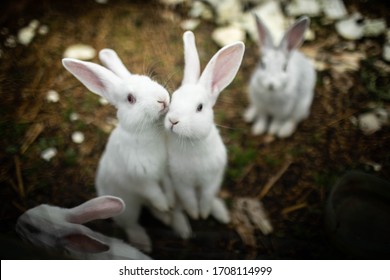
[244,15,316,138]
[164,31,245,234]
[62,49,173,252]
[16,196,150,260]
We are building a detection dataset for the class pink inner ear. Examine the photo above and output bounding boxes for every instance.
[284,21,307,51]
[211,46,242,93]
[68,62,105,92]
[64,234,109,254]
[67,196,125,224]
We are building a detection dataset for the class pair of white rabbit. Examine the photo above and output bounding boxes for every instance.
[62,31,245,252]
[245,15,316,138]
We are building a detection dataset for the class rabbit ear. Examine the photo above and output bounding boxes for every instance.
[67,196,125,224]
[198,42,245,105]
[99,49,132,80]
[182,31,200,85]
[279,16,309,53]
[254,14,274,49]
[63,233,110,254]
[62,58,122,104]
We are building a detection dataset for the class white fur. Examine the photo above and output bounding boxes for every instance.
[244,16,316,138]
[62,49,172,252]
[165,31,245,234]
[15,196,151,260]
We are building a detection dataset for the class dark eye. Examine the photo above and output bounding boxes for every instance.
[196,103,203,112]
[259,60,265,69]
[127,94,136,104]
[283,62,288,72]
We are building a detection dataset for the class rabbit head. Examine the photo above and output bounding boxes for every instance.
[253,15,309,93]
[16,196,150,259]
[62,49,169,132]
[165,31,245,139]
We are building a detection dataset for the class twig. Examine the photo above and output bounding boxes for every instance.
[20,122,44,154]
[281,202,308,216]
[258,158,293,200]
[14,155,25,199]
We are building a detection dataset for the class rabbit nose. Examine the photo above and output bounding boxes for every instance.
[169,118,179,126]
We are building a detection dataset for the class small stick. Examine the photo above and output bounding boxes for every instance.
[281,202,308,216]
[14,155,25,199]
[258,158,293,200]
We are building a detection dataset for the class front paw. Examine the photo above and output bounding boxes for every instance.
[152,197,169,212]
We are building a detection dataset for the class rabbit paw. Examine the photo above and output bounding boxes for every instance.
[211,197,230,224]
[252,118,267,135]
[173,210,192,239]
[244,106,257,123]
[277,121,297,138]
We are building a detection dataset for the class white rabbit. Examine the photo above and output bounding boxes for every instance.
[244,15,316,138]
[164,31,245,231]
[15,196,151,260]
[62,49,173,252]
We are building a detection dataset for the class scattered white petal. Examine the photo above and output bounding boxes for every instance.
[63,44,96,60]
[18,20,40,46]
[99,97,109,105]
[321,0,347,20]
[365,160,383,172]
[180,19,200,31]
[69,112,79,122]
[72,131,85,144]
[286,0,321,17]
[335,13,364,40]
[357,108,389,135]
[189,1,213,20]
[212,25,246,47]
[40,147,57,162]
[363,19,387,37]
[38,25,49,35]
[5,35,17,48]
[215,0,242,25]
[46,90,60,103]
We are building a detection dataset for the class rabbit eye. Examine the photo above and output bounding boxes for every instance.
[196,103,203,112]
[259,60,266,69]
[283,63,288,72]
[127,94,136,104]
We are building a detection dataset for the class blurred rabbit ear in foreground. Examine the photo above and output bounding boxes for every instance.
[15,196,151,260]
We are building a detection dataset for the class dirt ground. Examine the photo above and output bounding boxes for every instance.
[1,0,389,259]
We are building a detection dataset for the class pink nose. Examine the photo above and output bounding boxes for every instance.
[169,118,179,126]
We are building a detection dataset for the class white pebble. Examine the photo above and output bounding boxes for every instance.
[40,147,57,162]
[69,112,79,121]
[38,25,49,35]
[72,131,85,144]
[17,20,40,46]
[99,97,109,105]
[180,19,200,31]
[46,90,60,103]
[5,35,17,48]
[335,13,364,40]
[212,25,246,47]
[63,44,96,60]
